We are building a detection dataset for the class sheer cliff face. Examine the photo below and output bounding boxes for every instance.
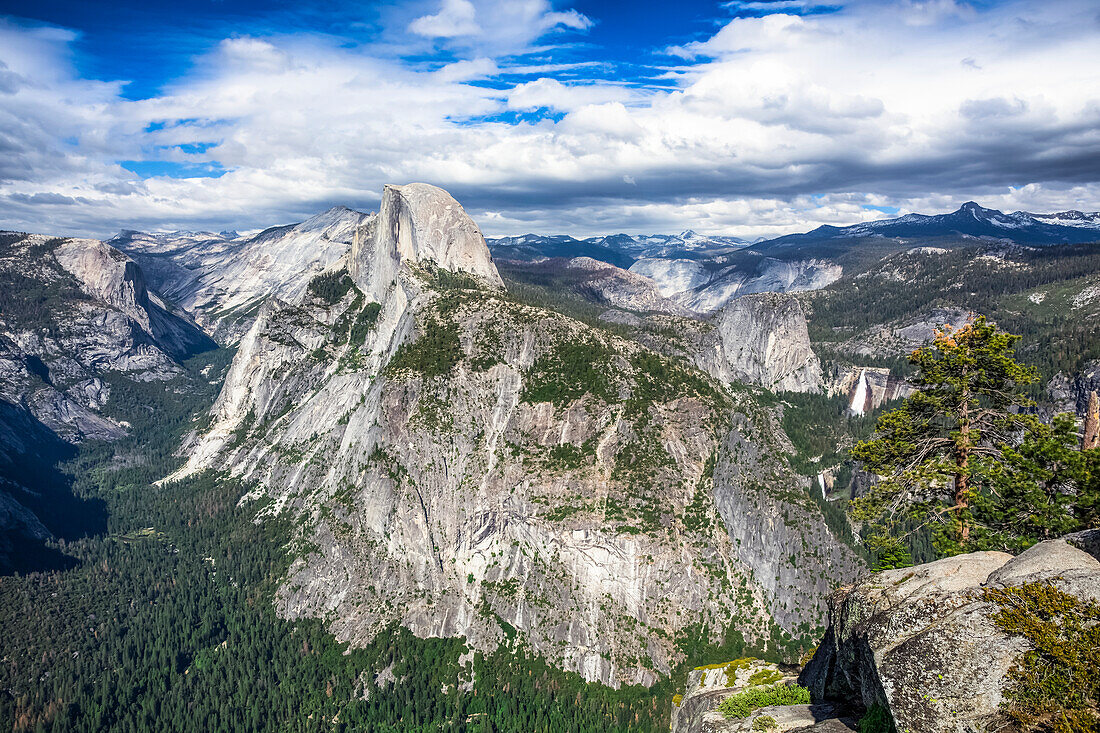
[175,186,862,687]
[699,293,824,394]
[1,234,211,443]
[350,183,503,302]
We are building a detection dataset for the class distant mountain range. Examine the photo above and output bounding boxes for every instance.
[487,230,752,268]
[488,202,1100,314]
[486,203,1099,271]
[753,202,1100,253]
[101,201,1100,327]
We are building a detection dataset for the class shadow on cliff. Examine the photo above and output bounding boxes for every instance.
[0,400,107,575]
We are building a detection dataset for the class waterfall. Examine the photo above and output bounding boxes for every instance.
[850,368,868,416]
[817,472,826,499]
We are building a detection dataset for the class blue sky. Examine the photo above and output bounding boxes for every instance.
[1,0,1099,237]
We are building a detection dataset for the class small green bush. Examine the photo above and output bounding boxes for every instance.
[746,669,783,687]
[983,582,1100,732]
[752,715,778,731]
[716,683,811,719]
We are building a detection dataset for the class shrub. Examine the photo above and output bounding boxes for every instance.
[746,669,784,687]
[716,683,811,719]
[983,582,1100,732]
[752,715,778,731]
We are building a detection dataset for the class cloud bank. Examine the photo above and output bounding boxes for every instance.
[1,0,1099,238]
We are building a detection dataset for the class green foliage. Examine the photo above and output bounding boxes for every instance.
[858,704,896,733]
[388,316,463,377]
[0,345,681,733]
[715,684,811,719]
[971,413,1097,552]
[864,534,913,571]
[746,668,783,686]
[629,352,727,411]
[752,714,778,731]
[547,440,595,470]
[851,316,1040,550]
[983,582,1100,732]
[778,390,879,473]
[806,242,1100,380]
[521,337,618,406]
[349,301,382,343]
[306,271,354,304]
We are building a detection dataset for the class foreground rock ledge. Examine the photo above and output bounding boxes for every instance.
[800,530,1100,732]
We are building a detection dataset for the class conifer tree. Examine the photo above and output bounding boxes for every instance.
[851,316,1038,550]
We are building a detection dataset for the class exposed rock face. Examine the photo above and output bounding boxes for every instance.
[350,183,502,301]
[629,258,711,298]
[625,257,841,315]
[565,257,693,315]
[671,659,798,733]
[1047,359,1100,417]
[676,259,842,315]
[671,658,857,733]
[173,185,862,686]
[826,366,912,414]
[699,293,823,393]
[113,206,370,342]
[54,238,210,358]
[833,307,971,360]
[801,531,1100,733]
[0,234,209,439]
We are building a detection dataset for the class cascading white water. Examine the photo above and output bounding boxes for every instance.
[817,472,827,499]
[850,368,868,416]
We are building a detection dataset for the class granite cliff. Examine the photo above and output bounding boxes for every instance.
[172,183,862,685]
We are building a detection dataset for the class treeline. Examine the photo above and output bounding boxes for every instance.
[807,242,1100,378]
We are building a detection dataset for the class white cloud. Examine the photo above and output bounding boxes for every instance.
[1,0,1099,240]
[507,78,635,111]
[434,57,499,82]
[408,0,591,53]
[409,0,480,38]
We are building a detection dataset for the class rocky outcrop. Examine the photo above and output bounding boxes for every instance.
[113,206,370,343]
[565,257,693,315]
[826,366,912,415]
[54,238,211,358]
[801,531,1100,732]
[625,256,842,315]
[1048,359,1100,418]
[172,185,862,686]
[671,659,799,733]
[671,657,859,733]
[835,307,971,360]
[629,258,711,298]
[0,232,212,571]
[699,293,823,393]
[676,259,842,315]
